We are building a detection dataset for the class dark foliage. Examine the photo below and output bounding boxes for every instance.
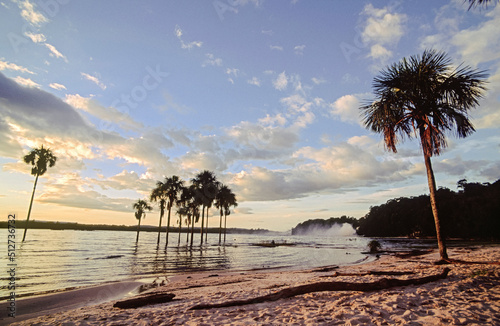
[357,178,500,240]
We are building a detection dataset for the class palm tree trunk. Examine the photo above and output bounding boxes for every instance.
[205,207,209,244]
[190,211,195,247]
[22,173,39,242]
[165,205,172,248]
[157,209,163,247]
[224,212,227,243]
[218,208,223,245]
[136,217,141,243]
[423,153,448,260]
[186,216,190,243]
[178,216,182,246]
[200,206,205,246]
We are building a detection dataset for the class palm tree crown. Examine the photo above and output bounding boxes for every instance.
[362,49,486,157]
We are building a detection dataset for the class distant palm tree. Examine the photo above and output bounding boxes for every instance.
[133,199,152,242]
[215,184,238,244]
[192,170,219,245]
[150,180,168,247]
[22,145,57,242]
[164,175,184,248]
[360,49,487,261]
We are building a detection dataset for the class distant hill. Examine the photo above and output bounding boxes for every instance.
[291,216,359,235]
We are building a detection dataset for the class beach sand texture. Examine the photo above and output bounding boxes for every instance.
[7,246,500,325]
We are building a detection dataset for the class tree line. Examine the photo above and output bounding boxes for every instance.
[133,170,238,247]
[356,178,500,240]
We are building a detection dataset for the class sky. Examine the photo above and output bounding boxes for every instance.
[1,0,499,232]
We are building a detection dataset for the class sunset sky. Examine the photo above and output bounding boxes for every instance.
[1,0,499,231]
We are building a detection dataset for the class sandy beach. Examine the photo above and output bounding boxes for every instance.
[6,245,499,325]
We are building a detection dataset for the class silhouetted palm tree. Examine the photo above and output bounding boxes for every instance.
[22,145,57,242]
[150,180,168,246]
[467,0,496,10]
[360,49,487,261]
[133,199,152,242]
[215,184,238,244]
[164,175,184,248]
[192,170,219,245]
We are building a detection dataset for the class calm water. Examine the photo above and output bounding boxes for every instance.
[1,226,391,298]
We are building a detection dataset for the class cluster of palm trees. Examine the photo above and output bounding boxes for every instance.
[133,170,237,247]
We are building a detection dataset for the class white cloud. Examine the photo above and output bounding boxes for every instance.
[311,77,326,85]
[330,93,369,125]
[49,82,66,90]
[361,3,407,64]
[202,53,223,67]
[81,72,106,90]
[294,44,305,55]
[0,59,34,74]
[270,45,283,51]
[247,77,261,86]
[24,31,46,43]
[13,76,40,88]
[18,0,48,26]
[65,94,142,131]
[45,43,68,62]
[273,71,288,91]
[174,25,203,50]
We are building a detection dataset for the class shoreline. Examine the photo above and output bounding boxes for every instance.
[6,245,499,325]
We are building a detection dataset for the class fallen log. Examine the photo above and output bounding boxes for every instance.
[189,268,450,310]
[113,293,175,309]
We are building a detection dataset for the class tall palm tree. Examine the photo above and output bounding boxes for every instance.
[360,49,487,261]
[133,199,152,242]
[22,145,57,242]
[150,180,168,247]
[215,184,238,244]
[164,175,184,248]
[192,170,218,245]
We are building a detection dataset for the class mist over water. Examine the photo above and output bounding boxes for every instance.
[294,223,357,237]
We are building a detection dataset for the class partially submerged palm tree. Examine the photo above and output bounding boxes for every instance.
[360,50,487,261]
[133,199,152,242]
[150,180,168,247]
[22,145,57,242]
[215,184,238,244]
[164,175,184,248]
[192,170,219,245]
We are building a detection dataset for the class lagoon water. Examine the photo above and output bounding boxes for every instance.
[1,226,407,298]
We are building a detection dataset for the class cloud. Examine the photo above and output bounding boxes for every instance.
[273,71,288,91]
[25,31,46,43]
[330,93,369,125]
[311,77,326,85]
[81,72,106,90]
[17,0,48,26]
[45,43,68,62]
[270,45,283,51]
[247,77,261,86]
[65,94,143,131]
[0,59,35,74]
[49,82,66,90]
[294,45,305,55]
[174,25,203,50]
[202,53,223,67]
[361,3,407,64]
[230,138,411,201]
[13,76,40,88]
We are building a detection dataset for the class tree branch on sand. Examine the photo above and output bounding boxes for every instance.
[189,268,450,310]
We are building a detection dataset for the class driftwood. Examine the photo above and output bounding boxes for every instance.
[189,268,450,310]
[113,293,175,309]
[319,270,416,278]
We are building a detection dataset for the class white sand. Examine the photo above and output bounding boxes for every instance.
[7,246,500,326]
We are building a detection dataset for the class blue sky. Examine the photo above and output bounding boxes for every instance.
[1,0,499,231]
